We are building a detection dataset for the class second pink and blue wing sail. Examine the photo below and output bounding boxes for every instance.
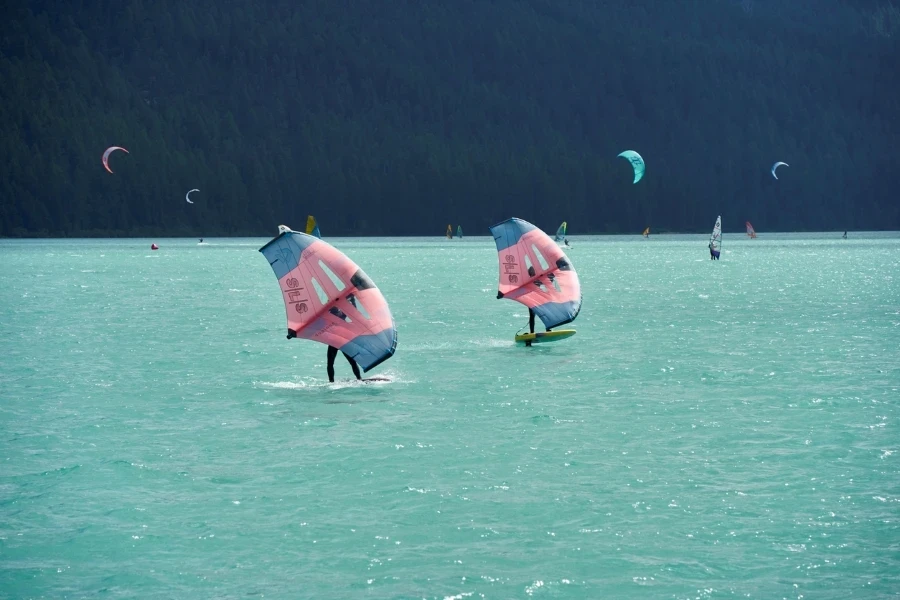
[260,230,397,372]
[490,217,582,329]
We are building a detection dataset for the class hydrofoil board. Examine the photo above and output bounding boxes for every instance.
[514,329,576,344]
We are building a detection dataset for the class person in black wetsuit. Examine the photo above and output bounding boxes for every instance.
[525,308,552,347]
[287,329,360,382]
[526,309,535,346]
[326,345,361,383]
[497,291,549,348]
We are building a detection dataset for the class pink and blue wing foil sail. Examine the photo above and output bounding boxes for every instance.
[490,218,582,329]
[259,231,397,371]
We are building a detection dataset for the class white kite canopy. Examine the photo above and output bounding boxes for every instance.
[185,189,199,204]
[771,161,789,179]
[617,150,645,184]
[102,146,128,173]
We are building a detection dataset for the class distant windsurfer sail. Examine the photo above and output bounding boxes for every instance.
[305,215,321,239]
[490,218,581,346]
[446,224,453,239]
[746,221,757,239]
[259,225,397,375]
[554,222,567,242]
[457,225,463,239]
[709,216,721,260]
[642,227,650,238]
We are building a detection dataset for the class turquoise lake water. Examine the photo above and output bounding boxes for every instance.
[1,233,898,599]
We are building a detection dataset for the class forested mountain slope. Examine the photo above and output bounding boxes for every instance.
[1,0,897,236]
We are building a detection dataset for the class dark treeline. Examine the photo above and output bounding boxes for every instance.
[1,0,898,237]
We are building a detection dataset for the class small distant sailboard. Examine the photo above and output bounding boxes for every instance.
[260,225,397,374]
[709,215,722,260]
[642,227,650,238]
[554,222,572,248]
[514,330,577,344]
[490,218,582,345]
[554,221,567,242]
[446,224,453,239]
[746,221,757,239]
[305,215,321,239]
[457,225,463,239]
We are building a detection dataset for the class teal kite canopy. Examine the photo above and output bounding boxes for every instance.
[617,150,645,184]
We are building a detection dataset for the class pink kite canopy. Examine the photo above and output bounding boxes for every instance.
[259,227,397,372]
[490,217,581,329]
[102,146,128,173]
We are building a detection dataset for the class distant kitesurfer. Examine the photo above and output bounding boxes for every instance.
[842,231,847,239]
[564,238,570,247]
[327,345,361,383]
[199,238,204,243]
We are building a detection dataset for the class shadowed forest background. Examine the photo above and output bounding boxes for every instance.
[1,0,898,237]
